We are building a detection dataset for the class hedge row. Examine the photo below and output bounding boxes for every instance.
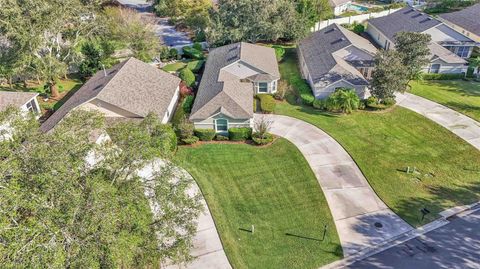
[194,128,216,141]
[290,75,315,105]
[182,46,204,60]
[228,127,252,141]
[255,94,276,113]
[422,73,465,80]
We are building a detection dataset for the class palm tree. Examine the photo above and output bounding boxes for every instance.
[326,88,360,114]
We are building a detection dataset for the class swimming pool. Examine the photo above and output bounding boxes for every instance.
[348,3,369,12]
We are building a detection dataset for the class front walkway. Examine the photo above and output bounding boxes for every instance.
[138,160,232,269]
[254,114,413,256]
[396,92,480,150]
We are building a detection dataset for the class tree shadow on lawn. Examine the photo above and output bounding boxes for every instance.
[431,80,480,97]
[444,101,480,116]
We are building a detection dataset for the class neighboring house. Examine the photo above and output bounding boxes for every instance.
[190,42,280,132]
[329,0,352,16]
[438,3,480,43]
[366,7,474,74]
[41,57,181,132]
[0,91,40,141]
[298,23,376,99]
[0,91,40,114]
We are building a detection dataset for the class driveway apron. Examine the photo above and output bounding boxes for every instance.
[255,114,413,256]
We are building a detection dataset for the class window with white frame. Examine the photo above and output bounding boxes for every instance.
[257,82,268,93]
[272,80,277,92]
[26,99,38,114]
[215,119,228,132]
[456,46,470,58]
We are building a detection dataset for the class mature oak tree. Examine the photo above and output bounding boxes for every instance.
[0,109,202,268]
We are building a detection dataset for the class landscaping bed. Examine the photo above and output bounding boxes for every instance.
[277,47,480,227]
[175,139,342,269]
[409,80,480,122]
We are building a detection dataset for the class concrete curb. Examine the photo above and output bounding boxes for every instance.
[322,200,480,269]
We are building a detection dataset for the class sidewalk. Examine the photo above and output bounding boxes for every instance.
[255,114,413,256]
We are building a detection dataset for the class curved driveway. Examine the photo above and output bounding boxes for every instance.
[397,92,480,150]
[254,114,413,256]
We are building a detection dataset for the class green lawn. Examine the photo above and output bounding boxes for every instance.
[410,80,480,122]
[175,139,342,269]
[277,48,480,227]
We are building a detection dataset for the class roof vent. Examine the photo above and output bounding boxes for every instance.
[404,8,415,14]
[420,18,432,23]
[412,13,422,18]
[325,28,335,34]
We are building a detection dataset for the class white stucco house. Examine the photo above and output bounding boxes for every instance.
[41,57,181,132]
[190,42,280,132]
[329,0,352,16]
[366,7,475,74]
[298,24,376,99]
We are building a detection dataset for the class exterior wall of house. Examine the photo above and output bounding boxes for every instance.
[366,23,393,49]
[298,47,316,90]
[423,59,468,74]
[314,80,369,99]
[254,80,278,94]
[333,2,351,16]
[80,99,141,118]
[425,25,475,58]
[161,86,180,123]
[192,113,253,131]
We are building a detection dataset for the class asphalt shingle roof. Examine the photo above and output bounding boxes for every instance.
[439,4,480,36]
[190,42,279,120]
[368,7,441,41]
[298,24,375,86]
[0,91,38,111]
[41,57,180,132]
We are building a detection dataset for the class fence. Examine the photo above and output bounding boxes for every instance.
[311,8,401,32]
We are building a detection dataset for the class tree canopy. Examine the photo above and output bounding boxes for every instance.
[0,109,202,268]
[394,32,431,84]
[370,50,409,101]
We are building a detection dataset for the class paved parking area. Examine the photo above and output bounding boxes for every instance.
[255,114,413,256]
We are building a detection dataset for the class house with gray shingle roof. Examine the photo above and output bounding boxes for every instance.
[190,42,280,132]
[0,91,40,114]
[298,24,376,99]
[366,7,473,74]
[41,57,181,132]
[438,3,480,43]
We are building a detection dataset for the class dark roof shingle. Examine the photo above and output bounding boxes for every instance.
[439,4,480,36]
[368,7,441,41]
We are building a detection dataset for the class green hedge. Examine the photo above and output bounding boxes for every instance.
[256,94,276,113]
[252,132,274,145]
[182,46,204,60]
[290,76,315,105]
[180,68,196,87]
[228,127,252,141]
[422,73,465,80]
[194,129,216,141]
[182,95,194,113]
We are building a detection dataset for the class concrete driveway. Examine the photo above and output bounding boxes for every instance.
[397,92,480,150]
[254,114,413,256]
[138,160,231,269]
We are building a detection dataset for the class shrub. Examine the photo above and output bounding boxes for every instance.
[182,46,204,60]
[313,99,325,110]
[159,46,171,61]
[169,48,180,60]
[228,127,252,141]
[186,60,205,73]
[353,24,365,34]
[272,45,285,61]
[194,128,216,141]
[256,94,276,113]
[366,96,378,106]
[192,42,203,51]
[182,136,199,145]
[179,81,193,97]
[182,95,194,113]
[177,118,194,140]
[179,68,196,87]
[156,124,178,152]
[290,76,315,105]
[215,134,229,141]
[383,97,396,107]
[421,73,465,80]
[252,132,274,145]
[324,88,360,113]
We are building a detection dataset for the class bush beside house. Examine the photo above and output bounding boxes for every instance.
[194,129,216,141]
[228,127,252,141]
[256,94,276,113]
[180,68,196,87]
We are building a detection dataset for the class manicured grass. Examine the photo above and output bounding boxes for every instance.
[410,80,480,122]
[175,139,342,269]
[277,48,480,227]
[162,60,205,73]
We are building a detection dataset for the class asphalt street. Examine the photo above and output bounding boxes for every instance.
[346,209,480,269]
